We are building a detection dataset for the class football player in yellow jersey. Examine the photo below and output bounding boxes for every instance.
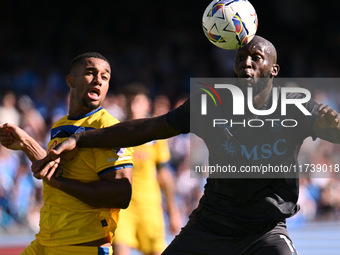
[113,83,181,255]
[0,52,133,255]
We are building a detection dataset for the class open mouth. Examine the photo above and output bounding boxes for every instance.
[237,73,255,88]
[240,73,253,79]
[88,88,101,100]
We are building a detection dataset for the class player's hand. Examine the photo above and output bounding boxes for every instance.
[315,104,340,129]
[31,136,78,180]
[32,156,60,180]
[0,123,28,150]
[42,168,63,188]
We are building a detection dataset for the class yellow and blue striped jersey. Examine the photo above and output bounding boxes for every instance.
[36,107,133,246]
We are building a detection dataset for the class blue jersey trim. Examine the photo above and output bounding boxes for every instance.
[156,161,170,170]
[68,107,103,120]
[98,246,111,255]
[51,125,95,139]
[98,163,133,177]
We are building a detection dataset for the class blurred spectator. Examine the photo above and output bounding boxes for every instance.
[0,90,21,126]
[103,92,127,122]
[17,95,47,145]
[0,146,20,230]
[152,94,171,117]
[317,179,340,221]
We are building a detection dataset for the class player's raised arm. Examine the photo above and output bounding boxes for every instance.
[32,114,181,179]
[313,104,340,143]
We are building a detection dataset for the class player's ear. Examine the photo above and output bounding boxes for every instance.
[66,74,74,88]
[271,64,280,77]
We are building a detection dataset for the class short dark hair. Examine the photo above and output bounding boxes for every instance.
[69,52,109,73]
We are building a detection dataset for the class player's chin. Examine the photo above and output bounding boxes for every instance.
[86,100,102,111]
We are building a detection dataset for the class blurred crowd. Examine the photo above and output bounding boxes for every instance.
[1,0,340,234]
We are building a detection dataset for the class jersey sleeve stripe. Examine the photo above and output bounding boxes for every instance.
[156,162,171,170]
[51,125,95,139]
[97,163,133,176]
[97,246,112,255]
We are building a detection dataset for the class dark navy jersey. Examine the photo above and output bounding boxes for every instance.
[166,86,319,232]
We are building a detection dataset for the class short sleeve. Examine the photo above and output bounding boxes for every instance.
[94,147,134,177]
[154,139,171,165]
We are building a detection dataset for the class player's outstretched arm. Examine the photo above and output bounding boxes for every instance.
[313,104,340,143]
[0,123,46,162]
[75,114,180,148]
[32,114,181,179]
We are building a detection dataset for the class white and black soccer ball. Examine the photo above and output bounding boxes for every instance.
[202,0,258,50]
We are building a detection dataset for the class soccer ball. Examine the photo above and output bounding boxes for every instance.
[202,0,258,50]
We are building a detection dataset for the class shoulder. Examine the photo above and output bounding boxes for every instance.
[51,115,68,129]
[93,108,120,127]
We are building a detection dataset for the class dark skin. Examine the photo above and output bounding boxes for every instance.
[234,35,279,109]
[32,36,340,179]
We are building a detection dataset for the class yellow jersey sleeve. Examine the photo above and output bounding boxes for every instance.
[154,139,171,166]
